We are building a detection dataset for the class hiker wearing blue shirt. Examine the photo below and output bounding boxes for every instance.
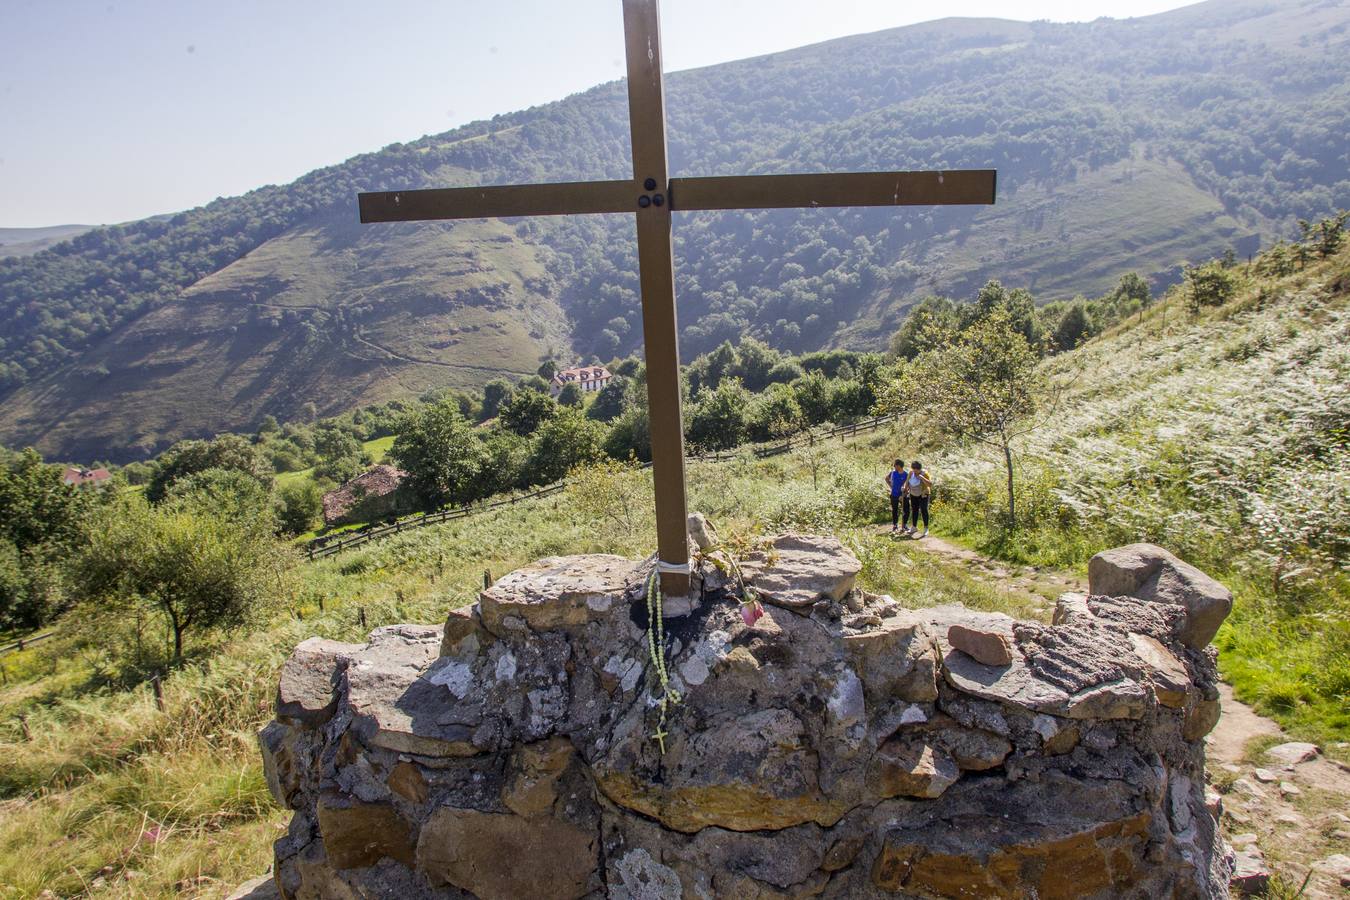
[884,459,909,532]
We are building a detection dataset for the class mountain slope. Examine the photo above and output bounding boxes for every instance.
[2,0,1348,461]
[0,225,94,258]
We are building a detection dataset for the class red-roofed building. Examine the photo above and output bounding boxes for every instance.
[62,467,113,489]
[550,365,613,397]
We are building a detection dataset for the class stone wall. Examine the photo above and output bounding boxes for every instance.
[321,465,415,528]
[259,535,1234,898]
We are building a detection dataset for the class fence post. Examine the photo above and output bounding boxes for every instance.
[358,607,367,629]
[152,673,165,712]
[483,570,493,590]
[18,713,31,741]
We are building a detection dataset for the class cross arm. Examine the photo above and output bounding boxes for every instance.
[668,170,996,212]
[358,179,636,223]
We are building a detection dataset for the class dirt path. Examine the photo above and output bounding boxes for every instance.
[896,530,1350,897]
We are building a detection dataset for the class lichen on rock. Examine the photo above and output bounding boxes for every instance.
[259,534,1233,898]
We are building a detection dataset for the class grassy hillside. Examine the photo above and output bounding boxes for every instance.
[926,241,1350,741]
[2,236,1348,894]
[0,439,1047,898]
[2,0,1348,460]
[0,213,562,459]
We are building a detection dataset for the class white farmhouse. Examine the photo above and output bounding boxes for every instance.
[550,365,613,397]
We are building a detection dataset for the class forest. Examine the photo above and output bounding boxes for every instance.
[1,0,1346,421]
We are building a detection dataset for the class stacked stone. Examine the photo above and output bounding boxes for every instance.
[259,537,1234,899]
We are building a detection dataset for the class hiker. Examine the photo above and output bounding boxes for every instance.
[904,461,932,537]
[884,459,909,532]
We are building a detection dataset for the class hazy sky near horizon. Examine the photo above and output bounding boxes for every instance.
[1,0,1193,227]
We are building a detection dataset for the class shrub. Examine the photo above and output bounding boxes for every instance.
[688,380,749,451]
[566,458,652,534]
[1184,262,1239,313]
[146,434,273,503]
[275,480,324,535]
[529,409,605,483]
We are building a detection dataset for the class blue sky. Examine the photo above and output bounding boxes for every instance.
[0,0,1192,227]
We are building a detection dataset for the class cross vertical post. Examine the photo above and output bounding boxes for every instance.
[623,0,689,597]
[354,1,996,606]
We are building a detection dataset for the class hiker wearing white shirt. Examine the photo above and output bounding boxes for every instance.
[903,461,932,537]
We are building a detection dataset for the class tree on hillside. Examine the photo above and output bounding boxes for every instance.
[747,383,802,442]
[0,448,95,628]
[1183,262,1239,313]
[147,434,273,503]
[389,402,488,507]
[165,467,275,528]
[969,280,1041,346]
[313,426,370,484]
[529,408,605,483]
[612,357,642,378]
[792,371,833,426]
[71,493,291,664]
[557,382,584,407]
[537,359,558,381]
[880,307,1055,528]
[828,378,872,423]
[479,429,530,496]
[481,379,514,421]
[689,341,739,394]
[586,375,630,422]
[688,380,750,451]
[889,296,960,360]
[499,390,559,436]
[1298,211,1348,258]
[603,406,651,462]
[733,338,781,392]
[518,375,552,394]
[1112,272,1151,306]
[1053,302,1092,351]
[0,448,90,553]
[275,480,324,535]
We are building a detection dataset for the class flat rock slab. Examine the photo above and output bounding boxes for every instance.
[276,636,363,726]
[479,555,638,633]
[947,622,1014,666]
[1230,845,1271,895]
[743,533,861,608]
[1264,741,1319,767]
[1315,853,1350,888]
[344,625,480,757]
[1127,632,1192,708]
[225,875,279,900]
[934,607,1150,720]
[1088,543,1233,648]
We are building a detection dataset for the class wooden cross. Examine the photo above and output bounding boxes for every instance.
[358,0,996,597]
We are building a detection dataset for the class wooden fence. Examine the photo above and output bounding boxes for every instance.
[304,413,898,561]
[0,630,57,657]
